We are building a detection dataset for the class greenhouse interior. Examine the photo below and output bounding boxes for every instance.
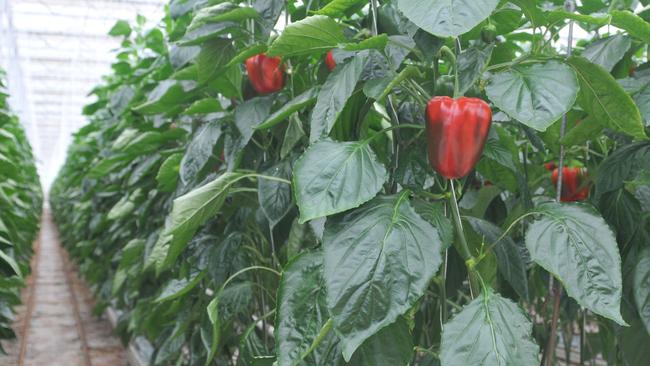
[0,0,649,365]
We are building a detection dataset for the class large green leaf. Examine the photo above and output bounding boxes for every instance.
[595,141,650,198]
[525,202,626,325]
[234,96,274,149]
[323,193,442,360]
[568,56,647,139]
[156,172,243,271]
[258,159,293,227]
[310,53,368,142]
[196,39,236,84]
[275,251,344,366]
[267,15,347,57]
[440,288,539,365]
[315,0,366,17]
[132,80,197,115]
[180,119,223,184]
[486,61,578,131]
[154,271,205,303]
[457,44,494,95]
[396,0,499,37]
[188,3,258,32]
[293,139,387,223]
[611,10,650,44]
[582,34,631,72]
[466,217,529,300]
[634,246,650,334]
[256,88,318,130]
[619,77,650,126]
[348,318,413,366]
[619,300,650,366]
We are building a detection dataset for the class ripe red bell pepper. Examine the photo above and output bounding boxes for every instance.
[245,54,284,94]
[325,51,336,71]
[426,96,492,179]
[551,167,590,202]
[544,162,557,171]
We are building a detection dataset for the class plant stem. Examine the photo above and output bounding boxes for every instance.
[296,319,333,365]
[448,179,476,298]
[370,0,378,37]
[453,38,461,98]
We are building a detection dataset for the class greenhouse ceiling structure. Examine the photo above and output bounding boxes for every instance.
[0,0,165,188]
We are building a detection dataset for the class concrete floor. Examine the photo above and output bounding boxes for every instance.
[0,208,126,366]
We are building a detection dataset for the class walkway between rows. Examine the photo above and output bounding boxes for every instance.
[0,207,127,366]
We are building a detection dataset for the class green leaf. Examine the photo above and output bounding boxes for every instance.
[619,302,650,366]
[275,251,344,366]
[545,10,609,26]
[568,56,647,139]
[342,34,389,51]
[132,80,197,115]
[525,202,626,325]
[619,77,650,126]
[310,53,368,142]
[582,34,632,72]
[314,0,366,17]
[196,39,236,84]
[440,288,539,365]
[180,120,223,184]
[0,250,21,277]
[509,0,546,27]
[486,61,578,131]
[108,20,131,37]
[413,200,454,250]
[180,22,239,46]
[466,217,529,300]
[157,153,183,192]
[457,44,494,96]
[348,318,413,366]
[611,10,650,44]
[363,66,420,101]
[183,98,222,115]
[159,172,243,271]
[396,0,499,38]
[225,44,267,68]
[595,142,650,198]
[209,64,242,98]
[281,115,306,159]
[154,271,205,303]
[107,190,140,220]
[256,88,319,130]
[188,3,258,32]
[258,159,293,227]
[634,246,650,334]
[323,193,442,360]
[560,116,604,147]
[234,96,274,148]
[267,15,347,57]
[293,139,387,223]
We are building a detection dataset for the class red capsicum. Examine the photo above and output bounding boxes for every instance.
[426,96,492,179]
[544,162,557,171]
[245,54,284,94]
[551,166,590,202]
[325,51,336,71]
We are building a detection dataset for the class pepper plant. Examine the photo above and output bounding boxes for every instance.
[0,68,43,353]
[49,0,650,365]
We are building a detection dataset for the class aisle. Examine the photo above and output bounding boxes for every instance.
[0,208,127,366]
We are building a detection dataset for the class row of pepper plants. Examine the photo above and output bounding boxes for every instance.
[0,68,43,353]
[49,0,650,365]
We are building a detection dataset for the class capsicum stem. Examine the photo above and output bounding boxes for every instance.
[448,179,476,299]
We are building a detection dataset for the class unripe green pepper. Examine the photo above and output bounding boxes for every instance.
[481,23,497,43]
